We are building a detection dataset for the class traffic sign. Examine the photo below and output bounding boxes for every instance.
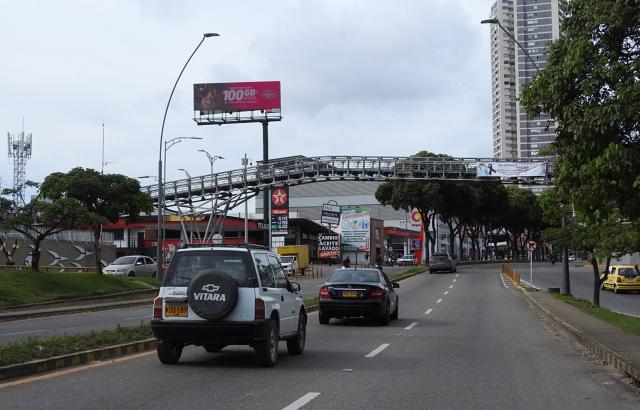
[525,241,537,252]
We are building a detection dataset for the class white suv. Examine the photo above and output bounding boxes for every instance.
[151,244,306,367]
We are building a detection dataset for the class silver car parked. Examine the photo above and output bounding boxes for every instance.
[104,255,157,277]
[429,253,456,273]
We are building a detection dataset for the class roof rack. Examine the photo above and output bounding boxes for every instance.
[182,243,270,250]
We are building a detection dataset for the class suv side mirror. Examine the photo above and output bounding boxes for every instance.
[289,281,301,293]
[392,282,400,288]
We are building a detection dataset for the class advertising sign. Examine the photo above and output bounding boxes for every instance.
[321,203,341,225]
[194,81,281,114]
[271,186,289,235]
[318,234,340,260]
[476,161,546,178]
[340,207,370,252]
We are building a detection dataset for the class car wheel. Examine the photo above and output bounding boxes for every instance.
[380,301,391,326]
[255,319,279,367]
[429,269,434,274]
[390,298,399,320]
[157,339,183,364]
[449,266,454,273]
[287,313,306,355]
[204,344,225,353]
[128,272,135,278]
[454,268,457,273]
[319,313,330,325]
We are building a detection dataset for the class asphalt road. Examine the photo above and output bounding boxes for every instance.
[0,266,410,345]
[511,261,640,316]
[2,264,638,409]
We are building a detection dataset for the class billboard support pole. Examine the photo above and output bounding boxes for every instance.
[262,120,270,249]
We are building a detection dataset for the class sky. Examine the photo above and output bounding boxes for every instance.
[0,0,493,193]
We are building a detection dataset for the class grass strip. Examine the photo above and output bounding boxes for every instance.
[0,323,152,367]
[389,266,427,281]
[552,293,640,337]
[0,270,150,307]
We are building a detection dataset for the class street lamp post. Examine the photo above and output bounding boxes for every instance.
[481,18,540,72]
[157,33,218,280]
[177,168,194,244]
[198,149,224,244]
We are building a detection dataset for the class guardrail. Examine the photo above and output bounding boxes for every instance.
[501,263,520,286]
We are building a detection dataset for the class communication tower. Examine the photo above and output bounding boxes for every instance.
[7,131,32,194]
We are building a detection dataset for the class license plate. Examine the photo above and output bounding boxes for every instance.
[165,304,188,317]
[342,290,358,298]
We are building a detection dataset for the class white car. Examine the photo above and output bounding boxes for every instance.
[397,254,417,266]
[104,255,157,277]
[151,244,307,367]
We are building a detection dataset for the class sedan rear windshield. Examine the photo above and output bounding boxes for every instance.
[328,269,380,283]
[164,250,257,288]
[618,268,638,277]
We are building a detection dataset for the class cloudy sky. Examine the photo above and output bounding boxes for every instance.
[0,0,492,192]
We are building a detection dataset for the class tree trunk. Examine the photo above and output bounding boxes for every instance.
[32,244,41,272]
[94,228,103,274]
[591,257,601,307]
[562,242,570,295]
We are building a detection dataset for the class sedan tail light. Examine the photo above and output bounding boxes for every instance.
[153,297,163,318]
[319,287,330,299]
[369,287,384,300]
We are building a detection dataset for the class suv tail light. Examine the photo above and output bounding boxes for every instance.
[319,286,330,299]
[255,298,265,320]
[369,287,384,300]
[153,297,163,318]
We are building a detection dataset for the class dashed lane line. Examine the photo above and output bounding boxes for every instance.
[282,393,321,410]
[436,298,443,304]
[425,308,433,315]
[404,322,418,330]
[453,279,457,282]
[449,285,454,289]
[365,343,390,358]
[444,291,449,295]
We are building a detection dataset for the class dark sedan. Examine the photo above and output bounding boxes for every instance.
[318,268,399,325]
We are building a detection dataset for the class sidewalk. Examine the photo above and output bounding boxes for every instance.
[521,287,640,385]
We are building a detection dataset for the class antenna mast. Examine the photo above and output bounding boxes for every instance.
[7,127,32,197]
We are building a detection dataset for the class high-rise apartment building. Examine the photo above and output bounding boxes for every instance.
[488,0,562,158]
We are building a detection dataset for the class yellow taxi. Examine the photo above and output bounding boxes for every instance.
[601,265,640,294]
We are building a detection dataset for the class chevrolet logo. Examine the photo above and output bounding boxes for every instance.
[201,284,220,293]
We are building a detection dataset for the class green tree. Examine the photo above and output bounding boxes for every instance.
[40,168,153,274]
[521,0,640,221]
[0,182,88,271]
[502,187,543,260]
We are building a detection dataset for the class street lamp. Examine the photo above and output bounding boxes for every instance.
[198,149,224,244]
[157,32,219,280]
[481,18,540,72]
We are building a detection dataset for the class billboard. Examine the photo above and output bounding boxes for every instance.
[194,81,281,113]
[320,203,341,225]
[271,186,289,235]
[318,234,340,260]
[476,161,546,178]
[340,207,370,252]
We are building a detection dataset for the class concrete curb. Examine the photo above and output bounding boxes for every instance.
[0,338,157,382]
[517,285,640,386]
[0,298,155,322]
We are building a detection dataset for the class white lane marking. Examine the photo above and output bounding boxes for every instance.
[425,308,433,315]
[404,322,418,330]
[453,279,457,282]
[436,298,443,304]
[0,329,47,336]
[282,392,321,410]
[444,291,449,295]
[499,272,509,289]
[449,285,454,289]
[519,279,541,290]
[455,274,459,277]
[365,343,390,358]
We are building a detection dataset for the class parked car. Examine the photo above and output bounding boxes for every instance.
[104,255,157,277]
[151,244,306,367]
[318,268,399,325]
[601,265,640,294]
[429,253,456,273]
[397,254,416,266]
[568,255,576,262]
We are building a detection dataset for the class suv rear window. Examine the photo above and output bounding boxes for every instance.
[164,250,257,288]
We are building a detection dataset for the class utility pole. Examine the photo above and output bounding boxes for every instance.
[242,154,249,243]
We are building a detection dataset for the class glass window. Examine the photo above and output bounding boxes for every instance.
[112,256,136,265]
[619,268,637,278]
[145,257,155,265]
[268,254,288,289]
[253,253,275,288]
[328,269,380,283]
[136,257,146,265]
[164,250,257,288]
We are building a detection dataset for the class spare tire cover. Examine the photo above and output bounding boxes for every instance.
[187,269,239,321]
